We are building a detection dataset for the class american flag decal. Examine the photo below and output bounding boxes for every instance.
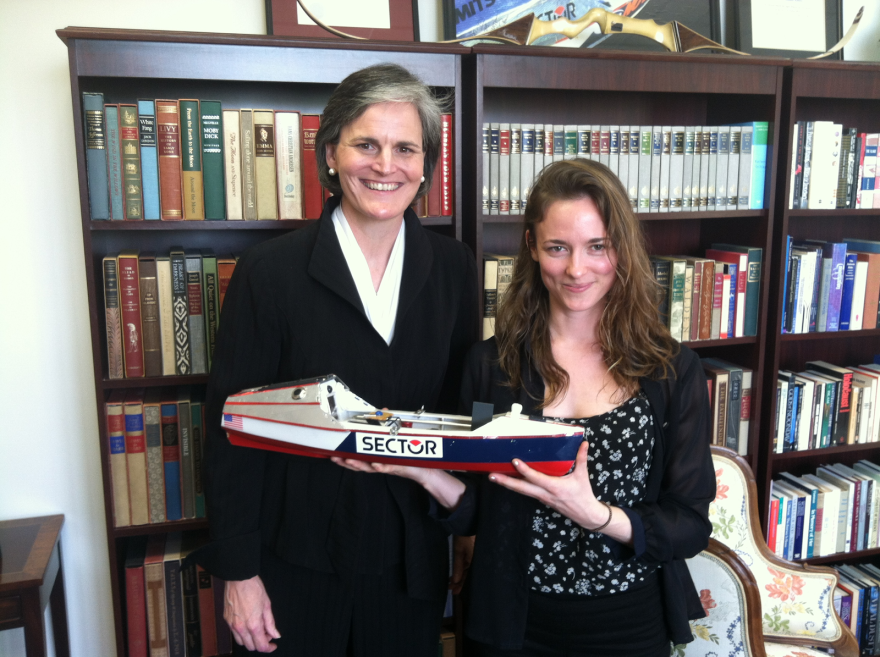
[223,414,243,430]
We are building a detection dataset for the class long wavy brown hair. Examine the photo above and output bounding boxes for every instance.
[495,158,678,408]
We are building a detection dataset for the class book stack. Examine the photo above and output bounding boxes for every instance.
[774,359,880,454]
[780,237,880,334]
[125,533,233,657]
[650,243,763,343]
[107,386,208,527]
[700,358,752,456]
[482,123,769,215]
[103,249,237,379]
[82,93,454,222]
[481,254,516,340]
[833,564,880,655]
[788,122,880,210]
[769,461,880,561]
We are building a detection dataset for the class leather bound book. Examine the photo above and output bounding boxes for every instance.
[125,537,149,657]
[274,110,303,220]
[156,254,175,375]
[170,247,191,375]
[184,250,207,374]
[138,252,162,377]
[105,104,125,219]
[699,261,715,341]
[103,255,124,379]
[181,536,203,657]
[177,387,195,519]
[137,100,161,220]
[222,110,243,220]
[217,255,237,314]
[254,109,279,219]
[83,92,110,219]
[200,100,225,220]
[117,251,145,377]
[427,161,441,217]
[191,392,206,518]
[179,100,205,220]
[201,249,218,369]
[144,388,166,524]
[119,104,144,220]
[144,534,169,657]
[301,114,323,219]
[156,100,184,220]
[124,388,150,525]
[163,533,186,657]
[240,110,258,220]
[160,389,182,521]
[106,389,131,527]
[441,114,453,216]
[196,566,218,657]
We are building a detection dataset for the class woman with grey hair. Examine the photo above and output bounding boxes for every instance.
[199,63,478,656]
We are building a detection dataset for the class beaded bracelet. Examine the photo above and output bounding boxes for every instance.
[589,501,613,532]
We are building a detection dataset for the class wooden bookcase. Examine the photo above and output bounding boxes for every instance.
[759,59,880,566]
[57,27,465,657]
[462,45,787,471]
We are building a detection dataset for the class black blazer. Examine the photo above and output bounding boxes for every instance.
[442,339,715,648]
[198,196,479,602]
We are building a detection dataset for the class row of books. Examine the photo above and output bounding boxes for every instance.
[108,387,206,528]
[104,249,237,379]
[788,122,880,210]
[649,244,763,343]
[781,237,880,334]
[775,359,880,454]
[82,93,454,222]
[769,461,880,561]
[701,359,752,456]
[833,563,880,656]
[481,122,769,215]
[125,533,231,657]
[481,254,515,339]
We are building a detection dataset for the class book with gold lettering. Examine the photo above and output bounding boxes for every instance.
[222,109,243,220]
[83,92,110,219]
[106,389,131,527]
[156,254,175,375]
[138,252,162,377]
[124,388,150,525]
[200,101,224,220]
[254,109,278,220]
[137,100,161,220]
[103,255,125,379]
[119,104,144,220]
[301,114,322,219]
[118,251,145,378]
[105,104,125,220]
[156,100,184,220]
[274,110,303,219]
[179,100,205,220]
[240,109,257,221]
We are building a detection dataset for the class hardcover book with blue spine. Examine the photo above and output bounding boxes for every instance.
[83,92,109,219]
[137,100,160,220]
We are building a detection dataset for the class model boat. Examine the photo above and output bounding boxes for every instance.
[222,374,584,475]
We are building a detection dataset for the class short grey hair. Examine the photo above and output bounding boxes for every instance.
[315,63,445,200]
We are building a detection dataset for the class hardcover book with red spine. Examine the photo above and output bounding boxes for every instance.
[197,565,218,656]
[144,533,169,657]
[441,114,453,216]
[301,115,323,219]
[125,537,148,657]
[156,100,184,220]
[427,165,441,217]
[117,251,145,377]
[217,255,237,312]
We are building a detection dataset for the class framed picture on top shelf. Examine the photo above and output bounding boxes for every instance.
[443,0,722,51]
[734,0,842,59]
[266,0,418,41]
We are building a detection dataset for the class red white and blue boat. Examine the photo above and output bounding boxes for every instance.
[222,375,584,475]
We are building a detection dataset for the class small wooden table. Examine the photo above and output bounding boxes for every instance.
[0,515,70,657]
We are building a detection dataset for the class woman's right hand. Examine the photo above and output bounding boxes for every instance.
[225,576,281,653]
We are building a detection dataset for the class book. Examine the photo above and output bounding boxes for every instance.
[715,125,729,212]
[650,257,671,328]
[105,104,125,220]
[144,534,169,657]
[851,251,880,330]
[489,123,499,215]
[520,124,535,213]
[792,374,817,451]
[200,100,225,220]
[156,254,175,376]
[638,126,652,212]
[300,114,323,219]
[118,251,145,378]
[772,479,807,559]
[124,388,150,526]
[192,392,206,518]
[598,125,610,167]
[809,472,849,554]
[178,387,195,519]
[196,565,218,657]
[500,123,511,214]
[103,255,125,379]
[125,536,149,657]
[170,248,190,375]
[616,126,628,203]
[779,472,819,558]
[156,100,184,220]
[481,123,490,213]
[849,256,869,330]
[274,110,302,220]
[806,361,854,446]
[669,126,684,211]
[684,127,698,211]
[161,390,182,522]
[119,104,144,220]
[628,128,640,210]
[702,360,729,445]
[838,127,855,208]
[735,123,754,209]
[703,358,743,453]
[222,109,244,220]
[164,532,186,657]
[682,264,693,342]
[590,124,600,162]
[137,100,161,220]
[699,127,710,210]
[217,255,237,313]
[143,388,166,524]
[184,249,207,374]
[789,120,803,209]
[817,466,856,553]
[254,109,279,220]
[650,126,662,212]
[659,126,671,212]
[706,126,718,210]
[240,109,257,220]
[482,257,498,340]
[860,133,879,208]
[727,126,742,210]
[654,256,686,341]
[106,389,131,527]
[710,244,762,337]
[83,92,110,219]
[138,252,162,377]
[509,124,521,213]
[705,248,747,338]
[202,249,219,370]
[739,368,752,455]
[181,535,203,657]
[808,121,842,209]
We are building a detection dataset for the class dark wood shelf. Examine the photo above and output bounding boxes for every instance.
[780,328,880,342]
[787,208,880,217]
[102,374,210,389]
[480,210,767,225]
[113,518,209,538]
[89,216,454,230]
[771,442,880,462]
[802,547,880,566]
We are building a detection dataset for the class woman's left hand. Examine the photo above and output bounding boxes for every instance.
[489,441,609,530]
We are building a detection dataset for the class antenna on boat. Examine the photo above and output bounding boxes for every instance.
[471,402,494,431]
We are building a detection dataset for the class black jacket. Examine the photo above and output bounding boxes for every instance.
[198,196,479,602]
[443,339,715,648]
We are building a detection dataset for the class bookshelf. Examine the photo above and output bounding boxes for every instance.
[462,45,787,469]
[760,59,880,565]
[58,27,465,657]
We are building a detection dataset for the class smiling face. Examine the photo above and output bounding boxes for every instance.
[325,101,424,229]
[529,196,618,323]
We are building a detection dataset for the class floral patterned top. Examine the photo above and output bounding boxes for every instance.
[528,394,658,596]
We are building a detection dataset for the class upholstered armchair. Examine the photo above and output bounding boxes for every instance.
[703,446,858,657]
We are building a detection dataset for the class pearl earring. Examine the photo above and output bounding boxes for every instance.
[420,175,425,183]
[328,168,336,175]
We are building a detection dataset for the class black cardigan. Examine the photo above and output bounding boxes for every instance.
[197,196,479,602]
[443,339,715,648]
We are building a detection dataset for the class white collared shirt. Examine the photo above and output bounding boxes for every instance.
[331,204,406,345]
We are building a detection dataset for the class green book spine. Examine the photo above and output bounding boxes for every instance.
[201,249,218,371]
[179,100,204,220]
[105,104,125,220]
[119,104,144,220]
[200,101,225,220]
[191,394,205,518]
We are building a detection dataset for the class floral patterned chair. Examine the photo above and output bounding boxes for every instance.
[704,446,858,657]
